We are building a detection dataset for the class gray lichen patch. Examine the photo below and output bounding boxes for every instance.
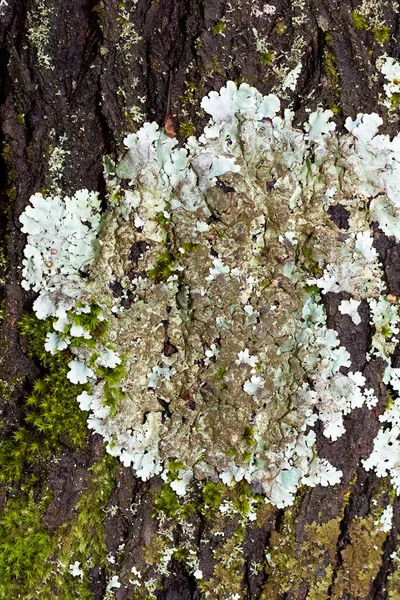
[27,0,54,70]
[19,80,400,508]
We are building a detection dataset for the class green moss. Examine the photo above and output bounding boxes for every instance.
[352,11,368,30]
[24,452,117,600]
[373,25,390,43]
[214,365,226,380]
[390,92,400,108]
[202,481,223,512]
[179,122,196,138]
[181,241,199,253]
[165,459,185,483]
[243,425,256,447]
[180,502,195,519]
[55,454,116,569]
[302,247,323,276]
[0,314,89,484]
[385,388,395,411]
[273,18,287,35]
[148,250,176,282]
[261,50,275,66]
[13,114,25,125]
[0,491,54,597]
[232,481,261,515]
[70,302,108,341]
[323,50,341,114]
[96,361,126,417]
[155,484,180,518]
[331,511,388,596]
[382,324,393,337]
[212,21,225,35]
[172,547,186,561]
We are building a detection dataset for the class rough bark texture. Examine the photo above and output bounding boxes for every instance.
[1,1,400,599]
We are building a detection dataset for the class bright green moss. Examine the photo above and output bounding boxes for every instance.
[0,492,54,597]
[382,324,393,337]
[243,425,256,447]
[202,481,223,512]
[20,453,118,600]
[0,314,89,484]
[232,481,261,515]
[179,121,196,138]
[147,250,176,282]
[391,92,400,108]
[154,484,180,518]
[215,365,226,380]
[273,18,287,35]
[212,21,225,35]
[262,50,275,66]
[71,302,108,341]
[352,11,368,30]
[373,25,390,43]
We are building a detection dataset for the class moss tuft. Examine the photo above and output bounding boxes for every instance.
[212,22,225,35]
[155,484,180,518]
[0,314,89,484]
[373,25,390,43]
[179,121,196,138]
[352,11,368,30]
[148,250,176,282]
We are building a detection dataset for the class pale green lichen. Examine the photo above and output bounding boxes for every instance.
[27,0,54,70]
[19,80,400,509]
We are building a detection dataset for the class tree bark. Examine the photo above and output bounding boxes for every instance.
[1,1,400,599]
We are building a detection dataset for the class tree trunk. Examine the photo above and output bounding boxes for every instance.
[1,1,400,599]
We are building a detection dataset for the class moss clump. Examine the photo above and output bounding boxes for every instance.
[13,114,25,124]
[323,50,341,115]
[352,11,368,30]
[70,302,108,343]
[373,25,390,43]
[13,453,118,600]
[202,481,223,513]
[155,484,180,518]
[390,92,400,108]
[243,425,256,447]
[179,122,196,138]
[302,247,324,276]
[214,365,226,380]
[232,481,261,515]
[0,314,89,484]
[96,361,126,417]
[54,454,117,576]
[212,21,225,35]
[0,492,54,597]
[331,513,388,596]
[261,50,274,66]
[148,250,176,282]
[273,18,287,35]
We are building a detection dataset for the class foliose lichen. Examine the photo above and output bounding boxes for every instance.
[19,80,400,507]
